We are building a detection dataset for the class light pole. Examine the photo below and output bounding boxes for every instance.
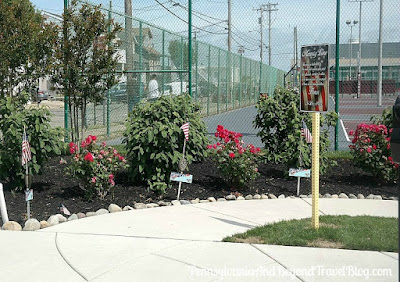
[346,20,358,80]
[349,0,374,98]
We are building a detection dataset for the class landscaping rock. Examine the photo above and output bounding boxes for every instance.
[299,195,308,198]
[157,201,171,207]
[389,197,397,200]
[123,206,134,211]
[171,200,181,206]
[108,204,122,213]
[96,209,109,216]
[23,219,40,231]
[307,194,312,198]
[199,200,209,203]
[217,198,227,202]
[2,221,22,231]
[86,212,97,217]
[366,194,374,199]
[373,195,383,200]
[357,194,365,199]
[339,193,349,199]
[236,196,245,200]
[47,215,59,226]
[77,212,86,219]
[40,220,50,229]
[56,214,67,223]
[68,214,79,221]
[269,194,277,199]
[179,200,191,205]
[278,194,285,199]
[253,194,261,200]
[134,203,147,209]
[349,194,357,199]
[324,193,332,198]
[225,195,236,201]
[245,195,253,200]
[146,203,160,208]
[190,198,200,204]
[261,194,268,199]
[331,194,339,199]
[207,197,216,202]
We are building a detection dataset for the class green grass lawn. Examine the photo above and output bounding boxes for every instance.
[223,215,398,252]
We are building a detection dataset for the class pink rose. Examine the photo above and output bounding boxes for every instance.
[229,152,235,158]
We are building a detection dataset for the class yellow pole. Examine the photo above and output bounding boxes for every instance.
[312,112,320,229]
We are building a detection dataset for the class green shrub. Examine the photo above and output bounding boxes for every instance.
[123,95,209,193]
[208,125,262,189]
[67,135,128,199]
[371,106,392,132]
[254,87,337,173]
[349,124,397,182]
[0,94,64,189]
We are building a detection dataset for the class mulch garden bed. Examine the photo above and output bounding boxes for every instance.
[1,157,398,224]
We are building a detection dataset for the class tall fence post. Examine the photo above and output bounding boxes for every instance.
[107,0,112,136]
[162,30,165,96]
[217,48,221,114]
[335,0,340,151]
[239,54,242,108]
[63,0,69,142]
[207,45,211,116]
[195,40,198,101]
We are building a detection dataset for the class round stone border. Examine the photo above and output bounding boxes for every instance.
[1,193,397,231]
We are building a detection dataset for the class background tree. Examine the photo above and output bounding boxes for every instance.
[0,0,57,97]
[168,40,197,83]
[51,0,121,143]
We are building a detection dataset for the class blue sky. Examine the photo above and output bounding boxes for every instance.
[31,0,399,71]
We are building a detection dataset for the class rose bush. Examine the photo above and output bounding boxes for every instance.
[67,135,128,199]
[208,125,262,189]
[349,123,397,182]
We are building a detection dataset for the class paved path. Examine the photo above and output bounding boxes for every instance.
[0,199,397,281]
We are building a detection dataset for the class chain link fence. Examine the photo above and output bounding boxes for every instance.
[40,0,399,149]
[69,0,284,142]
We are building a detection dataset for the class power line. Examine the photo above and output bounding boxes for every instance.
[154,0,227,35]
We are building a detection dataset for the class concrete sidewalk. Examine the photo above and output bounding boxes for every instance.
[0,199,398,281]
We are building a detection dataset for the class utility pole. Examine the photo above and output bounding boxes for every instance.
[228,0,232,52]
[253,5,267,64]
[125,0,134,112]
[254,5,267,93]
[227,0,232,105]
[267,2,278,66]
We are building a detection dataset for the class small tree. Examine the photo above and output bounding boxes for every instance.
[51,0,121,143]
[254,87,337,173]
[0,0,58,96]
[168,40,197,82]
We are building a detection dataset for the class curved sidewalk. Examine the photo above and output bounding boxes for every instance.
[0,198,398,281]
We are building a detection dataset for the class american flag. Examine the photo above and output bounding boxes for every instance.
[180,122,189,141]
[301,120,313,143]
[22,128,31,166]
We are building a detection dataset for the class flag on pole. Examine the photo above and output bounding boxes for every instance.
[180,122,189,141]
[22,128,31,166]
[59,203,71,216]
[301,120,313,143]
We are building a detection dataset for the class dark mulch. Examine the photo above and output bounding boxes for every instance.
[1,157,398,225]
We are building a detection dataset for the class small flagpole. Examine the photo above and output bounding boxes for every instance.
[24,125,30,220]
[176,138,186,201]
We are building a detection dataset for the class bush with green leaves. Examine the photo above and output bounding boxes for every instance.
[370,106,392,131]
[254,87,337,173]
[208,125,262,190]
[349,123,397,182]
[0,94,64,189]
[123,95,209,193]
[67,135,128,200]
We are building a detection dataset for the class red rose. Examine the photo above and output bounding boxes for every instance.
[84,152,94,162]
